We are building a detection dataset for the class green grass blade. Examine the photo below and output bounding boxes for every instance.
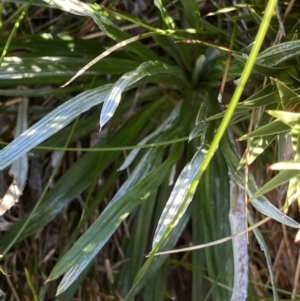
[256,40,300,66]
[116,192,158,295]
[154,0,175,29]
[199,149,232,301]
[91,10,162,62]
[267,110,300,130]
[238,120,290,140]
[0,0,34,67]
[119,102,181,170]
[250,169,300,202]
[179,0,201,31]
[0,56,139,86]
[236,91,279,108]
[41,0,94,17]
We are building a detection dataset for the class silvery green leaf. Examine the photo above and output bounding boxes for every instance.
[48,144,181,295]
[42,0,94,17]
[100,61,186,128]
[152,145,208,249]
[0,85,111,171]
[256,40,300,67]
[189,122,207,142]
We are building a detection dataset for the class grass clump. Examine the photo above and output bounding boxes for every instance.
[0,0,300,300]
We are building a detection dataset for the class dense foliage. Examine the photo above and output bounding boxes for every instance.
[1,0,300,300]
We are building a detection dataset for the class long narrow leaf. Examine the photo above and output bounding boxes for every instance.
[0,99,164,248]
[119,102,181,170]
[48,142,182,295]
[152,145,208,249]
[100,61,188,128]
[0,85,111,170]
[123,211,190,301]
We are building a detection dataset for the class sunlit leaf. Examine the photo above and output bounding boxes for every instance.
[49,140,182,295]
[152,145,208,249]
[0,85,111,170]
[235,91,279,108]
[267,110,300,131]
[0,56,140,86]
[100,61,188,128]
[238,119,290,140]
[0,99,164,247]
[237,134,276,169]
[272,77,300,109]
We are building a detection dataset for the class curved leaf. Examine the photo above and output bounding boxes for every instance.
[0,56,140,85]
[100,61,188,128]
[0,85,111,171]
[256,40,300,67]
[236,91,279,108]
[238,120,290,140]
[0,99,164,249]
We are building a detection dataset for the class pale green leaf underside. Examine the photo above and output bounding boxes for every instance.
[237,135,276,169]
[100,61,187,128]
[49,144,181,295]
[256,40,300,67]
[270,159,300,170]
[0,85,111,170]
[152,145,208,249]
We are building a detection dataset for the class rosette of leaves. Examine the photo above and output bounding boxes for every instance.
[0,1,300,300]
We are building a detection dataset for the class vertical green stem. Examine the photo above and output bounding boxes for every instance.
[195,0,277,181]
[0,0,34,67]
